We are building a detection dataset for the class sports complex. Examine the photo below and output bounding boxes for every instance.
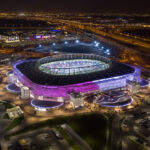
[6,43,149,111]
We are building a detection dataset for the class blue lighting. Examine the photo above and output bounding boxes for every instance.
[51,29,61,33]
[52,43,56,46]
[101,46,104,50]
[31,100,64,109]
[95,42,99,47]
[6,84,21,94]
[100,97,133,108]
[106,49,110,52]
[75,40,79,43]
[64,41,68,44]
[38,44,42,48]
[104,50,110,55]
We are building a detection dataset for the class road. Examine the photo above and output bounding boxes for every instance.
[61,124,93,150]
[7,127,72,150]
[0,104,11,150]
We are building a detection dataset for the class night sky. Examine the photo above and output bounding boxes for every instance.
[0,0,150,13]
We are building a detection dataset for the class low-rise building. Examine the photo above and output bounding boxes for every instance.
[7,106,24,119]
[70,92,84,109]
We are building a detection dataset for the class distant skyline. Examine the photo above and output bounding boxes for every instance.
[0,0,150,13]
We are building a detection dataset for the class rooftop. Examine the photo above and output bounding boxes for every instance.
[15,54,135,86]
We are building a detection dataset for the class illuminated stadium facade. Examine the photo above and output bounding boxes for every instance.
[8,53,142,110]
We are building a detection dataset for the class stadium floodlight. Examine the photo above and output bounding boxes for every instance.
[38,44,42,48]
[106,49,110,52]
[101,46,104,50]
[95,42,99,47]
[64,41,68,44]
[94,41,98,44]
[75,39,79,43]
[52,43,56,46]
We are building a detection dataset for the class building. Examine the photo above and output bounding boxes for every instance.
[5,35,20,43]
[0,35,20,43]
[127,80,140,93]
[7,106,23,119]
[7,53,143,110]
[70,92,84,108]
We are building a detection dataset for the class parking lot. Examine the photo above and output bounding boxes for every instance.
[8,127,72,150]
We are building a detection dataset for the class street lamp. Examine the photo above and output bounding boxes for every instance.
[52,43,56,46]
[95,42,100,47]
[75,39,79,44]
[64,41,68,44]
[38,44,42,48]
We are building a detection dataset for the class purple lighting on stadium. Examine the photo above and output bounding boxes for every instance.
[12,54,142,107]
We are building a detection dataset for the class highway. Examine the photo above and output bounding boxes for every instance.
[60,19,150,54]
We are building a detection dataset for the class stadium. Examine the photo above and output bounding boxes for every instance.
[7,53,142,110]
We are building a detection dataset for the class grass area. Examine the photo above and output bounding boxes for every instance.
[146,102,150,107]
[3,113,10,119]
[0,101,14,109]
[5,116,24,131]
[56,126,81,150]
[118,140,123,150]
[69,113,108,150]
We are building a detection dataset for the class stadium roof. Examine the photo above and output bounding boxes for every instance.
[15,54,135,86]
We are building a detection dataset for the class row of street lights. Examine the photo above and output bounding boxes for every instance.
[38,40,111,55]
